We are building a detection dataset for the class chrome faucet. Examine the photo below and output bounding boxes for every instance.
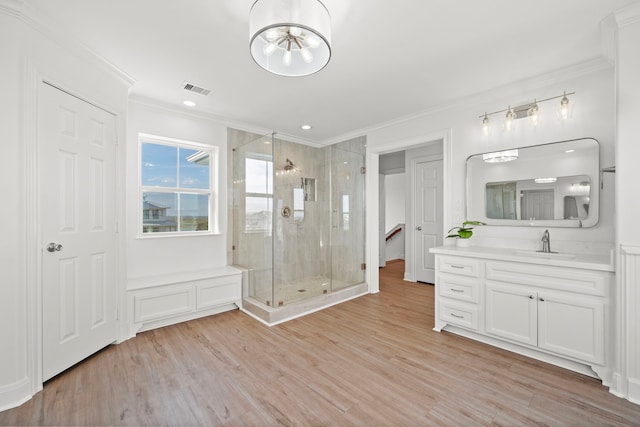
[540,229,551,253]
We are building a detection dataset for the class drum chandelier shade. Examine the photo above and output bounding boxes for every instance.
[249,0,332,77]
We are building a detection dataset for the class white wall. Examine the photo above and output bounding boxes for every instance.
[368,64,616,255]
[0,2,130,411]
[126,101,229,281]
[384,173,405,233]
[614,3,640,404]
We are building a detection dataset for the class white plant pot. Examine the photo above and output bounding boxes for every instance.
[456,238,471,248]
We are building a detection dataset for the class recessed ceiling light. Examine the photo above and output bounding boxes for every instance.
[301,124,312,130]
[565,149,575,153]
[183,100,196,107]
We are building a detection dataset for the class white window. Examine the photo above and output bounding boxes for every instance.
[139,134,218,236]
[244,156,273,232]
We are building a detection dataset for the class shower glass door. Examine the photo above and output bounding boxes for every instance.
[330,140,366,291]
[233,133,274,306]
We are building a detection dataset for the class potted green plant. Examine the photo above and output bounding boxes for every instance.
[446,220,485,247]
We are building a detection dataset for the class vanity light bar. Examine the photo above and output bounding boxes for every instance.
[479,91,575,133]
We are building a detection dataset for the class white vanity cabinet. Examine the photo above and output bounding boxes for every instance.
[436,256,482,331]
[431,246,614,382]
[485,282,605,364]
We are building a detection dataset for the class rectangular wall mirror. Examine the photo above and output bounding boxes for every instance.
[466,138,599,228]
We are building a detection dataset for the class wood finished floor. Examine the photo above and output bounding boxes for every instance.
[2,259,640,426]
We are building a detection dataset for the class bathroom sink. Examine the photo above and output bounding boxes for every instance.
[515,250,577,259]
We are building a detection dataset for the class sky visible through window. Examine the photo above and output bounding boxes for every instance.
[141,142,210,217]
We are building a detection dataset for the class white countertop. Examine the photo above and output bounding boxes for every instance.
[430,245,615,272]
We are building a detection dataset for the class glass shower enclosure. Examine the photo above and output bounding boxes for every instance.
[232,132,366,317]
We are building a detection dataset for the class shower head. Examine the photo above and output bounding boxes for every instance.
[284,158,296,172]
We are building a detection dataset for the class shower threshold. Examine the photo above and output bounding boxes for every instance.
[240,282,369,326]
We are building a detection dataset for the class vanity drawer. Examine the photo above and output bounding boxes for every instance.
[439,256,481,278]
[439,300,479,331]
[438,273,480,303]
[486,261,608,296]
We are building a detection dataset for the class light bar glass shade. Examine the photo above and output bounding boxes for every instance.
[250,0,331,77]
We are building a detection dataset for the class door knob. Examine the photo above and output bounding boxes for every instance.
[46,242,63,253]
[416,226,422,231]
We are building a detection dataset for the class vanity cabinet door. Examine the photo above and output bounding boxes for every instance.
[537,290,605,364]
[485,282,537,346]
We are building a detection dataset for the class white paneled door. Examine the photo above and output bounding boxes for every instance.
[39,82,118,381]
[413,158,443,283]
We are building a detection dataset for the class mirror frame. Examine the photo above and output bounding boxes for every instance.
[466,138,599,228]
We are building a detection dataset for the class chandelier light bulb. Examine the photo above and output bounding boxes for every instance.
[306,33,321,48]
[265,28,280,41]
[289,26,302,37]
[283,49,292,67]
[263,42,277,56]
[300,47,313,63]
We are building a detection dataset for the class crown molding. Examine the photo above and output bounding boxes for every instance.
[321,56,613,146]
[128,94,322,148]
[615,1,640,27]
[0,0,22,18]
[1,0,135,87]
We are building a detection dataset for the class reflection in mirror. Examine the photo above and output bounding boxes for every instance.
[467,138,599,228]
[486,175,590,220]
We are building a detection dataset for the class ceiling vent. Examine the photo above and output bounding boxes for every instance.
[182,81,211,96]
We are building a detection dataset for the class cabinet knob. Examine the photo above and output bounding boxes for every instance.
[539,297,545,302]
[528,295,534,299]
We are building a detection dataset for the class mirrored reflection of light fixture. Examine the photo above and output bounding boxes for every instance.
[249,0,331,77]
[534,177,557,184]
[482,113,490,136]
[482,149,519,163]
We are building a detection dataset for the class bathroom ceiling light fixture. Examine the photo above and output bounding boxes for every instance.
[249,0,331,77]
[478,91,575,134]
[482,149,519,163]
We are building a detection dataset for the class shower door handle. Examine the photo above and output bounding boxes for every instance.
[416,226,422,231]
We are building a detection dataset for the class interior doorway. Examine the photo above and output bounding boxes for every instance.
[375,138,446,288]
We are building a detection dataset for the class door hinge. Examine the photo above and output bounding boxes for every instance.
[361,263,366,270]
[360,166,366,174]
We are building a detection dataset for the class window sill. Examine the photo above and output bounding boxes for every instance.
[136,231,222,240]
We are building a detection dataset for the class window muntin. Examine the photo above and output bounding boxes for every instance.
[140,135,215,235]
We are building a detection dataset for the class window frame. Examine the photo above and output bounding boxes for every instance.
[138,133,219,238]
